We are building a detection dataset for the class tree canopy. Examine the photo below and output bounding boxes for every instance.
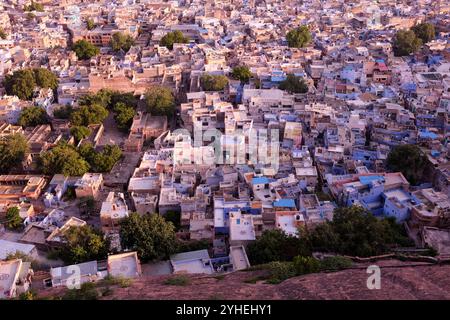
[110,32,135,52]
[39,142,90,176]
[304,206,412,257]
[3,69,36,100]
[200,74,229,91]
[247,229,311,265]
[159,31,189,50]
[0,28,7,40]
[70,126,91,143]
[0,133,28,174]
[70,104,109,126]
[72,39,100,60]
[86,19,95,31]
[24,1,44,12]
[278,74,308,94]
[57,225,110,264]
[231,66,252,83]
[411,22,435,44]
[386,144,429,185]
[79,143,122,173]
[32,68,59,91]
[5,207,23,230]
[392,29,422,57]
[18,106,49,127]
[113,102,136,131]
[120,213,178,262]
[286,25,312,48]
[145,86,175,117]
[2,68,58,100]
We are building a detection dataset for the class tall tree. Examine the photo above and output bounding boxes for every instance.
[200,74,229,91]
[412,23,435,44]
[231,66,252,83]
[278,74,308,93]
[33,68,59,91]
[113,102,136,131]
[305,206,412,257]
[392,30,422,56]
[386,144,428,185]
[110,32,135,52]
[5,207,23,230]
[120,213,178,262]
[70,104,109,126]
[160,31,189,50]
[18,106,48,127]
[145,86,175,117]
[58,225,110,264]
[0,133,28,173]
[72,40,100,60]
[3,69,36,100]
[39,142,89,176]
[70,126,91,143]
[286,25,312,48]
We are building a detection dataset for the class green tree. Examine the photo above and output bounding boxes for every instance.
[286,25,312,48]
[110,32,135,52]
[5,207,23,230]
[53,105,74,119]
[70,126,91,143]
[0,27,6,39]
[109,91,138,109]
[120,213,178,262]
[2,69,36,100]
[246,229,311,265]
[292,256,320,275]
[278,74,308,93]
[159,31,189,50]
[86,18,96,31]
[72,40,100,60]
[200,74,229,91]
[386,144,428,185]
[24,1,44,12]
[78,90,112,108]
[305,206,412,257]
[78,143,122,173]
[2,68,58,101]
[39,142,89,176]
[58,225,109,264]
[33,68,59,91]
[144,86,175,117]
[231,66,252,83]
[113,102,136,131]
[18,106,48,127]
[0,133,28,174]
[70,104,109,126]
[411,23,435,44]
[392,29,422,57]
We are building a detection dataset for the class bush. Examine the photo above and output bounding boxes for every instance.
[265,261,296,284]
[319,256,353,271]
[160,31,189,50]
[200,74,228,91]
[63,282,99,300]
[286,26,312,48]
[164,275,190,286]
[292,256,320,275]
[72,40,100,60]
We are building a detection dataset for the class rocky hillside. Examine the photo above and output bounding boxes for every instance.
[37,260,450,300]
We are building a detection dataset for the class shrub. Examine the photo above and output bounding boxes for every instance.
[164,275,190,286]
[319,256,353,271]
[265,261,296,284]
[292,256,320,275]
